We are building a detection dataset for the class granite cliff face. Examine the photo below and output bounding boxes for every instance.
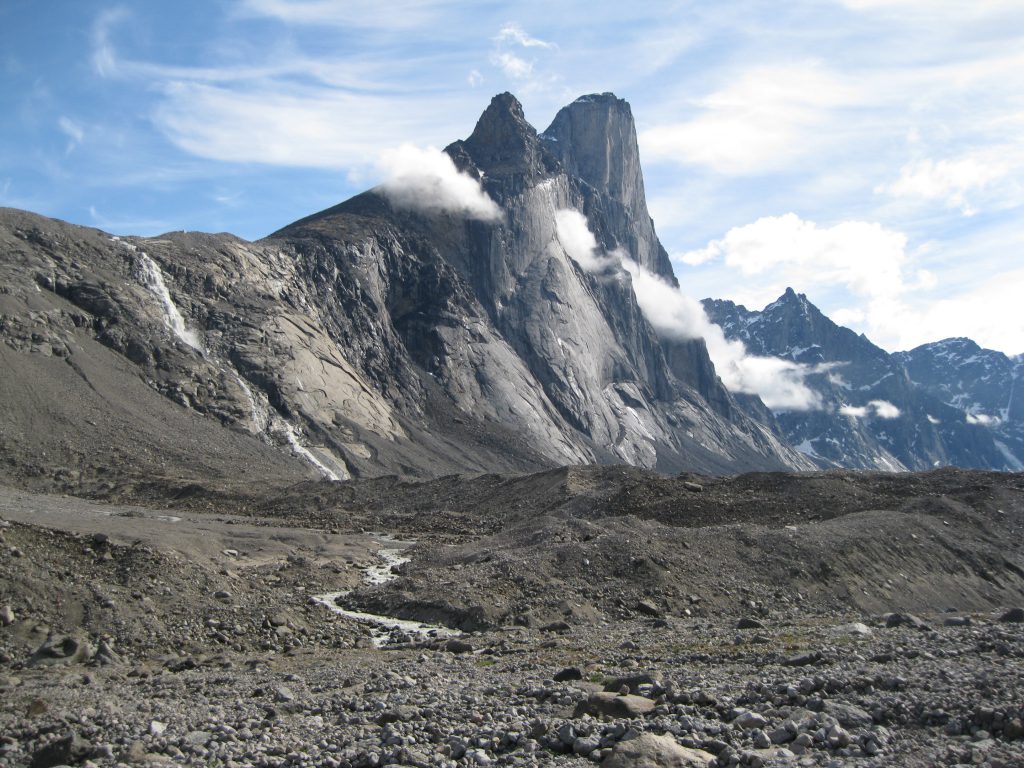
[704,290,1018,471]
[541,93,675,281]
[0,92,811,493]
[273,93,810,475]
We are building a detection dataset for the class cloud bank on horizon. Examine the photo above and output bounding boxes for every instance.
[1,1,1022,354]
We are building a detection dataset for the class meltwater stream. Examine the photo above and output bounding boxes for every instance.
[313,542,459,647]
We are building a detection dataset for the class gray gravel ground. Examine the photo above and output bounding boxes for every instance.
[1,473,1023,768]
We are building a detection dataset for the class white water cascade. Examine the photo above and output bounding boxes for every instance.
[233,374,345,481]
[134,252,203,351]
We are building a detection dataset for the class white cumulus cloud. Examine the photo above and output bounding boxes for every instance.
[870,400,902,419]
[878,153,1011,215]
[966,412,1001,426]
[624,261,824,410]
[554,209,617,272]
[378,144,502,221]
[677,213,910,302]
[674,213,1024,354]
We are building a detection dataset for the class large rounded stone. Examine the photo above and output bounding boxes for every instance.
[575,692,656,718]
[602,734,715,767]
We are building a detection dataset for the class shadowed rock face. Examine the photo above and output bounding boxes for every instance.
[0,92,814,493]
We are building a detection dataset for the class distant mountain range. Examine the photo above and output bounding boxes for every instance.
[704,289,1022,471]
[0,91,1018,494]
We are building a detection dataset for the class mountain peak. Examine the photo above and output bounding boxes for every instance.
[571,92,627,107]
[764,287,815,316]
[541,92,675,280]
[457,92,540,175]
[542,92,642,207]
[476,92,528,128]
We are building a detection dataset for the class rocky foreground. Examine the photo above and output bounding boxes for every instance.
[1,468,1024,767]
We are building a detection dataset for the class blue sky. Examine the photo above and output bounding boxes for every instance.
[2,0,1023,353]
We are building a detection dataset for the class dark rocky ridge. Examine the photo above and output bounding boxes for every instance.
[704,289,1017,471]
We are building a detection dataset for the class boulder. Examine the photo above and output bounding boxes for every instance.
[29,731,92,768]
[575,692,656,718]
[30,633,94,666]
[999,607,1024,623]
[602,733,714,767]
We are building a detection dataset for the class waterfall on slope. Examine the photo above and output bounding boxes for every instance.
[134,252,203,351]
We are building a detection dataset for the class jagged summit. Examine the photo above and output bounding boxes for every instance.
[903,336,978,355]
[705,290,1020,472]
[542,93,644,210]
[761,287,817,319]
[454,92,546,182]
[542,92,675,281]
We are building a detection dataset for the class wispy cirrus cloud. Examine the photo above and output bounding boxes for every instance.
[91,6,129,77]
[486,21,561,95]
[90,7,476,176]
[233,0,454,29]
[840,0,1021,16]
[57,116,84,154]
[495,23,555,50]
[639,64,862,175]
[154,82,446,169]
